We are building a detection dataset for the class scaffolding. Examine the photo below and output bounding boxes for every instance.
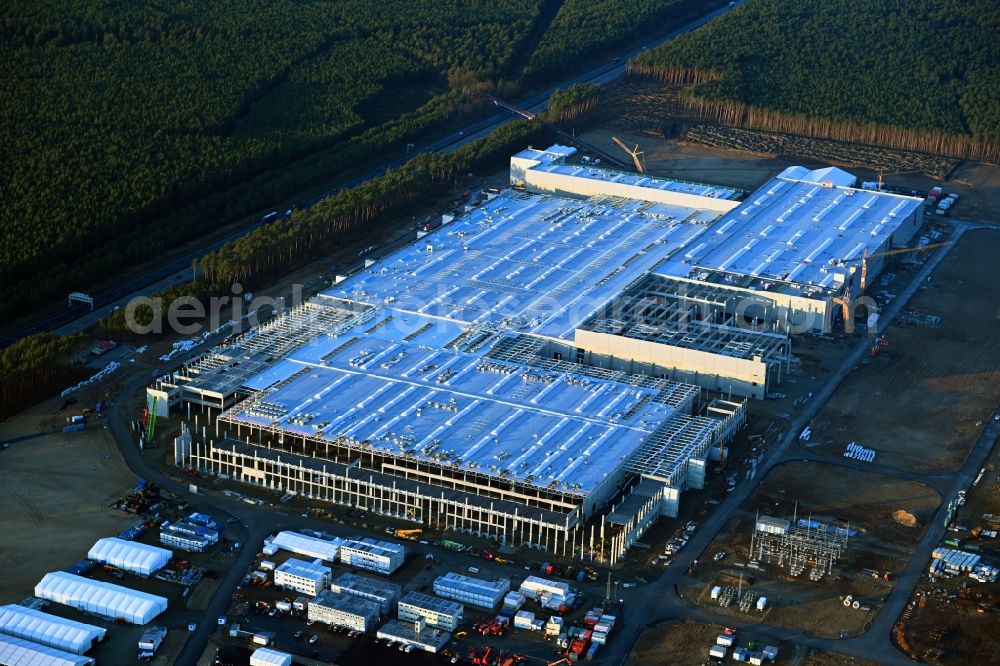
[749,512,850,580]
[160,299,375,407]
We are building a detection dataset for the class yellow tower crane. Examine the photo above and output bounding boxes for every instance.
[832,241,951,334]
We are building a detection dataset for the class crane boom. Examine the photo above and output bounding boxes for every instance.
[834,241,951,333]
[611,136,645,173]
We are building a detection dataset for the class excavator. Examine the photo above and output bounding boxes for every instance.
[831,241,951,334]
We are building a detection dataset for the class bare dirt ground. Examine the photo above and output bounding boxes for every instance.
[806,230,1000,473]
[683,461,940,639]
[580,126,820,193]
[802,651,881,666]
[584,78,1000,223]
[0,396,137,604]
[894,449,1000,664]
[626,620,793,666]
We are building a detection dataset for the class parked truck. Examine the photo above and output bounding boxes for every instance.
[138,626,167,659]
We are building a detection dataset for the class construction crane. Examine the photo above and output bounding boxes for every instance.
[611,136,645,174]
[832,241,951,333]
[840,241,952,293]
[875,167,928,191]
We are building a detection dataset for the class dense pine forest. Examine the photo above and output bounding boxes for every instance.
[629,0,1000,162]
[0,0,705,322]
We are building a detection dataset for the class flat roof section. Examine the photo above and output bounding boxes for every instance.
[275,558,330,578]
[340,538,405,558]
[400,591,463,616]
[512,145,577,165]
[434,572,508,596]
[533,163,742,200]
[318,192,712,340]
[310,590,380,617]
[678,174,922,295]
[226,333,678,496]
[332,573,401,598]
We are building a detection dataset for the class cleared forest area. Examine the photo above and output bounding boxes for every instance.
[629,0,1000,163]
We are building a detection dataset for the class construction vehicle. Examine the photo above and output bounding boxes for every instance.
[468,645,493,665]
[832,241,951,334]
[475,619,506,636]
[453,631,468,641]
[869,336,890,357]
[548,659,572,666]
[611,137,646,173]
[395,529,423,541]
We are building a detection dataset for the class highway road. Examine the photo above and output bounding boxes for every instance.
[0,0,745,351]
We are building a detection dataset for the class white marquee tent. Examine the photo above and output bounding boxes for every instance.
[34,572,168,625]
[0,604,106,654]
[0,633,95,666]
[250,646,294,666]
[263,531,343,562]
[87,537,171,576]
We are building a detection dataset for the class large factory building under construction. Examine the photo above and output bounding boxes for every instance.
[153,145,923,564]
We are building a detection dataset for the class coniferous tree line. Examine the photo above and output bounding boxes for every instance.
[628,0,1000,162]
[0,333,88,420]
[100,118,551,336]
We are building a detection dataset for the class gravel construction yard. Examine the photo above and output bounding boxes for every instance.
[627,620,794,666]
[683,461,940,639]
[0,397,137,604]
[585,77,1000,223]
[894,446,1000,664]
[807,229,1000,473]
[802,651,881,666]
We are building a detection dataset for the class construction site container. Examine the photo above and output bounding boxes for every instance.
[711,585,722,600]
[260,561,276,571]
[710,645,727,660]
[763,645,778,660]
[586,643,600,660]
[63,423,86,433]
[718,633,735,647]
[503,591,525,610]
[514,610,535,629]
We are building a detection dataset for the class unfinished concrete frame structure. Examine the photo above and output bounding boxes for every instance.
[158,145,922,563]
